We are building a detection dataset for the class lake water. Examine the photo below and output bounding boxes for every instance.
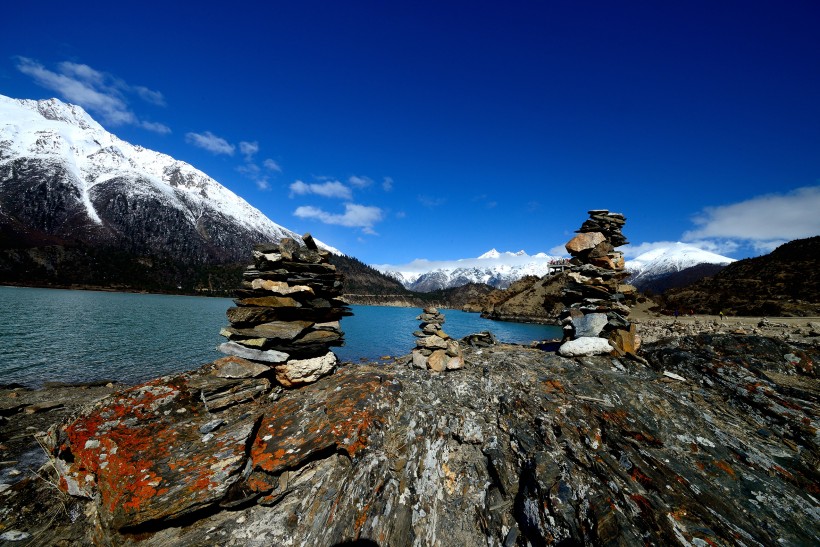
[0,286,560,387]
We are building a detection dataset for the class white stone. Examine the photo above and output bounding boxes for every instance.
[274,351,336,387]
[558,337,613,357]
[217,342,289,364]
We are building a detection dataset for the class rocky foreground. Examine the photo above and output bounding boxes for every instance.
[0,333,817,546]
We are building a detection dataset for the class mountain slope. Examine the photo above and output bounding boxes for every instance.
[0,95,336,292]
[661,236,820,316]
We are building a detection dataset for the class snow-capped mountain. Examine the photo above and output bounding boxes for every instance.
[625,243,735,290]
[376,249,561,292]
[0,94,337,266]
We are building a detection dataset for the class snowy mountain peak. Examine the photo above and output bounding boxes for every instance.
[626,243,735,275]
[625,242,735,289]
[0,93,340,257]
[478,249,501,259]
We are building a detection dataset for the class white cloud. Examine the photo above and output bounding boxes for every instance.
[239,141,259,160]
[16,57,168,131]
[289,180,352,200]
[294,203,383,233]
[263,158,282,172]
[619,240,739,259]
[185,131,235,155]
[134,86,166,106]
[548,244,569,256]
[684,186,820,247]
[139,120,171,134]
[383,176,394,191]
[349,175,373,188]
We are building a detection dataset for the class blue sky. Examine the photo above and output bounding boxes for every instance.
[2,1,819,268]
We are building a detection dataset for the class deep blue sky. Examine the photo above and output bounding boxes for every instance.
[2,1,819,266]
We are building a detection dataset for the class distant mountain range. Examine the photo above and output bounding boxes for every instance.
[377,243,734,293]
[378,249,564,292]
[0,94,336,293]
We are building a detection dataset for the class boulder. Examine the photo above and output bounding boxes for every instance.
[565,232,606,255]
[558,336,613,356]
[427,350,448,372]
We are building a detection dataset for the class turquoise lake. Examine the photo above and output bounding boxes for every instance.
[0,286,561,387]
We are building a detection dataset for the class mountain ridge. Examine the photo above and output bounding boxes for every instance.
[0,94,339,293]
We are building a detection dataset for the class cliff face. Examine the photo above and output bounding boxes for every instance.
[3,334,817,546]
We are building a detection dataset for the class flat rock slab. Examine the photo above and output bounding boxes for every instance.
[47,374,264,529]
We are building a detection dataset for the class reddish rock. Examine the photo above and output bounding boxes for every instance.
[250,368,400,481]
[47,374,261,529]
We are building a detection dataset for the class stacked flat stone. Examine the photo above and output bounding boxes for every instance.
[558,210,640,357]
[410,307,465,371]
[218,234,351,387]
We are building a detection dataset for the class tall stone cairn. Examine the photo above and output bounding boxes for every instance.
[218,234,351,387]
[557,210,640,357]
[410,307,465,372]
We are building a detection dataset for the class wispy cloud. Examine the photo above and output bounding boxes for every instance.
[263,159,282,173]
[185,131,235,155]
[383,176,394,191]
[683,186,820,252]
[15,57,169,133]
[418,194,446,208]
[348,175,373,188]
[289,180,353,200]
[239,141,259,161]
[471,194,497,209]
[294,203,384,234]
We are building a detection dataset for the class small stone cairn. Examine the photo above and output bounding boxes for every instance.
[410,307,465,371]
[218,234,351,387]
[558,210,640,357]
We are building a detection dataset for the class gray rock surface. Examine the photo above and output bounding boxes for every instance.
[1,334,817,546]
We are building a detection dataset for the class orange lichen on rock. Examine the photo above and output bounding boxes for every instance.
[251,368,399,482]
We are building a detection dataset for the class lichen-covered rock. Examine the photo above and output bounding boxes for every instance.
[15,335,820,546]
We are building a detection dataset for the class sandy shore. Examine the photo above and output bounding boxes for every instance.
[627,299,820,345]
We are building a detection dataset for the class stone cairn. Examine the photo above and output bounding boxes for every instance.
[410,307,465,371]
[218,234,351,387]
[557,210,640,357]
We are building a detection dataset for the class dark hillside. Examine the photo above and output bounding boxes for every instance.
[636,263,727,295]
[328,254,409,296]
[662,236,820,316]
